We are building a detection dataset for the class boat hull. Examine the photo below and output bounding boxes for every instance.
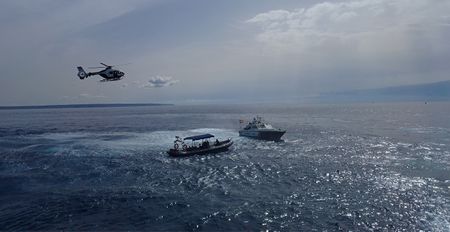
[239,130,285,141]
[167,140,233,157]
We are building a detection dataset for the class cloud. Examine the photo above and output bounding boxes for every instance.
[247,0,450,40]
[246,0,450,55]
[143,76,179,88]
[244,0,450,89]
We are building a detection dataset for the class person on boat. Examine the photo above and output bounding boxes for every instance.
[201,141,208,148]
[215,139,220,145]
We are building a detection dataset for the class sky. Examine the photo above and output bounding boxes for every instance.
[1,0,449,105]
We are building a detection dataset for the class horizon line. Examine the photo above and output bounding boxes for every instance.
[0,103,173,110]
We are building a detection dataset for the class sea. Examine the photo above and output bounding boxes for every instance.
[0,102,449,231]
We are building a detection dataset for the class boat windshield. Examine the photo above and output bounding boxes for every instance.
[263,124,273,129]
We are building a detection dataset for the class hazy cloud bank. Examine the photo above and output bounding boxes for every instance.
[61,93,107,101]
[143,76,179,88]
[245,0,450,91]
[247,0,450,47]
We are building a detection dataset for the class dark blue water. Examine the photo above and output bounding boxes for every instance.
[0,103,449,231]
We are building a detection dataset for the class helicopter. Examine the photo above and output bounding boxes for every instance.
[77,63,126,81]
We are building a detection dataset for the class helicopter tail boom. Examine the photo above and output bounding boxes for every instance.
[77,67,89,79]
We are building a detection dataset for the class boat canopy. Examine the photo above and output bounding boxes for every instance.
[184,134,215,141]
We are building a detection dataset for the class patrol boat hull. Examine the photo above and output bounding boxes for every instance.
[239,129,285,141]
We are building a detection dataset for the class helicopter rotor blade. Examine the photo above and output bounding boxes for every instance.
[98,62,131,68]
[88,66,105,69]
[112,62,131,67]
[88,62,129,69]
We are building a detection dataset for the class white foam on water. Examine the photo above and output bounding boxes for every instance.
[397,142,413,148]
[30,128,238,157]
[284,138,303,144]
[370,143,385,148]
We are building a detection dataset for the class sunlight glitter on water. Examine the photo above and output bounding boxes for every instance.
[1,103,449,231]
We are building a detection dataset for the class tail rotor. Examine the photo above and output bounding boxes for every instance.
[77,67,88,79]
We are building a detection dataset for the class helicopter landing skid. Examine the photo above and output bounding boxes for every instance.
[100,78,122,82]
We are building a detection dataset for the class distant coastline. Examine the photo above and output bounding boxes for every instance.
[0,103,172,110]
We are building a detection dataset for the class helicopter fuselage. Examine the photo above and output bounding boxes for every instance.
[92,67,125,80]
[77,65,124,81]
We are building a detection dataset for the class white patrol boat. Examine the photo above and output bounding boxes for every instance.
[239,116,286,141]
